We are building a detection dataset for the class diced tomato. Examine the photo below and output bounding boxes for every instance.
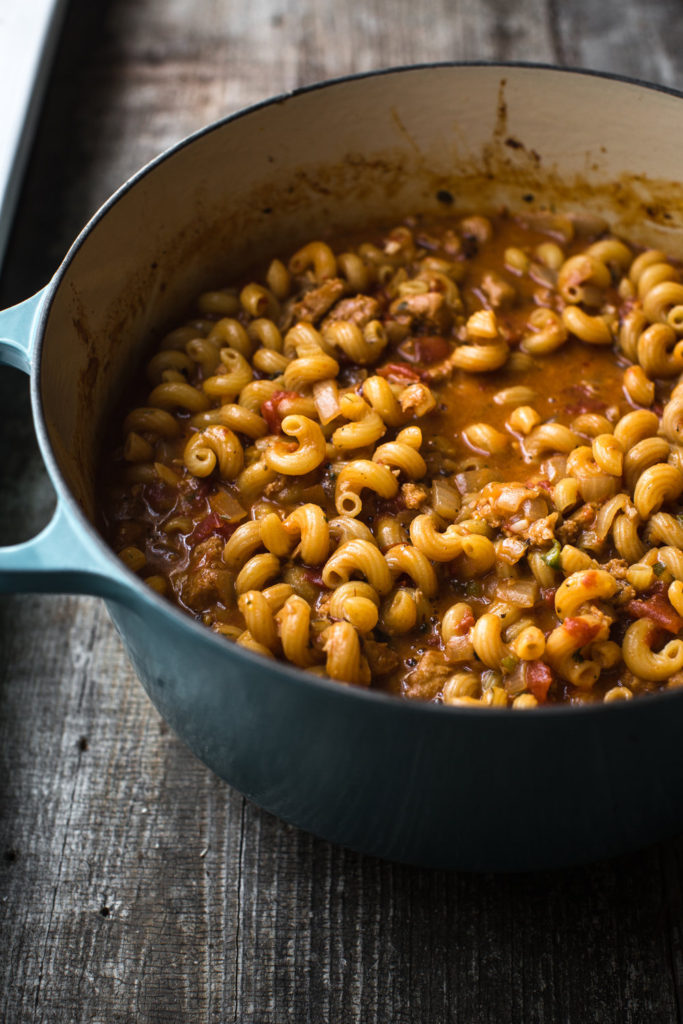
[188,512,236,544]
[626,594,683,634]
[415,335,450,363]
[540,587,557,607]
[188,479,212,502]
[563,384,608,416]
[452,610,475,636]
[564,400,608,416]
[142,481,175,513]
[563,616,602,646]
[376,362,421,383]
[260,390,300,434]
[398,335,451,365]
[374,494,406,516]
[525,660,554,703]
[302,568,325,587]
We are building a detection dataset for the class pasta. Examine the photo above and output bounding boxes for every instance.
[101,208,683,707]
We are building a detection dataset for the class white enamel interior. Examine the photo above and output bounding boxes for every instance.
[38,65,683,518]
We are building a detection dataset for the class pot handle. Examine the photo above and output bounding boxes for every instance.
[0,289,133,601]
[0,288,45,372]
[0,500,132,600]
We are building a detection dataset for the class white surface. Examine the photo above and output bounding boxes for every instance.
[0,0,69,274]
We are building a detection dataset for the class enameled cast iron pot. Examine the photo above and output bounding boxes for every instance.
[3,64,683,871]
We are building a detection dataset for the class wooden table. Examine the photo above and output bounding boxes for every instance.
[3,1,683,1020]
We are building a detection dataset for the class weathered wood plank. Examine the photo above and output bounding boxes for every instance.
[0,593,242,1023]
[3,0,683,1022]
[550,0,683,86]
[228,828,682,1023]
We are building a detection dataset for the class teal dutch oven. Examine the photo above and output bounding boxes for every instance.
[3,64,683,871]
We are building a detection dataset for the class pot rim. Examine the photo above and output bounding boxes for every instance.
[30,60,683,720]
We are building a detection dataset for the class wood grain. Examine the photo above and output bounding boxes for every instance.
[3,0,683,1021]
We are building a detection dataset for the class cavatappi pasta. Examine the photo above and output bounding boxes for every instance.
[101,209,683,707]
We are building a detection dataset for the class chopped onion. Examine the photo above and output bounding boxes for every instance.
[431,479,461,520]
[313,379,341,425]
[455,468,497,494]
[480,669,502,692]
[154,461,181,486]
[494,578,539,607]
[210,488,247,523]
[505,662,528,696]
[522,497,549,521]
[577,473,619,503]
[541,455,567,483]
[445,634,475,663]
[495,485,535,513]
[507,517,530,535]
[495,537,528,565]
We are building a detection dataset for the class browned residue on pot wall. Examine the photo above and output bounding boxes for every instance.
[56,74,683,522]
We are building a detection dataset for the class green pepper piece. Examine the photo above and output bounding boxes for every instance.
[543,540,561,569]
